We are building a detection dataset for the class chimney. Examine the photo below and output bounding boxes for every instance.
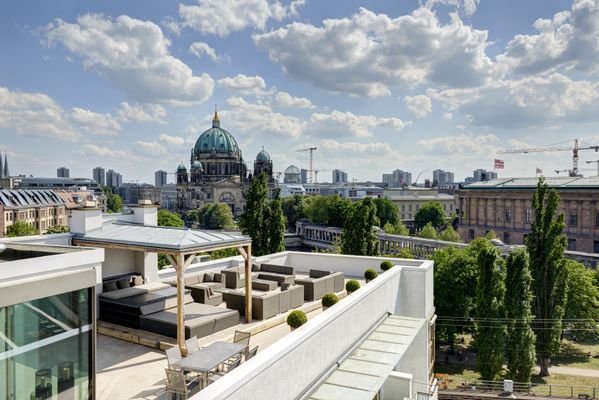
[70,201,102,234]
[130,199,158,226]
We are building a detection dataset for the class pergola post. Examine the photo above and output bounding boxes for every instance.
[238,244,252,323]
[168,253,195,355]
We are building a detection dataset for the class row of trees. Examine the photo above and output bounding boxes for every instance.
[185,203,234,229]
[435,178,599,381]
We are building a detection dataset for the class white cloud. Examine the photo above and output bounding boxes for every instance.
[319,139,395,154]
[70,107,121,136]
[223,96,305,139]
[0,87,80,141]
[429,73,599,128]
[425,0,480,17]
[179,0,305,37]
[161,16,181,36]
[83,144,131,158]
[498,0,599,75]
[118,102,167,123]
[133,134,187,158]
[417,133,500,156]
[404,95,432,118]
[44,14,214,105]
[275,91,314,109]
[159,134,185,146]
[254,7,494,96]
[217,74,271,96]
[134,140,168,156]
[189,42,224,62]
[306,110,410,138]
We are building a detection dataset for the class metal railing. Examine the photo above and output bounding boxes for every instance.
[441,378,598,399]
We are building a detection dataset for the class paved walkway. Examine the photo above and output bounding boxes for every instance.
[546,365,599,378]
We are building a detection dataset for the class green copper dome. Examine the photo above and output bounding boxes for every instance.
[194,112,240,155]
[191,160,203,170]
[177,162,187,171]
[256,147,270,162]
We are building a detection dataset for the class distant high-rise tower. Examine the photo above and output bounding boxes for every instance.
[300,169,308,184]
[106,169,122,189]
[57,167,70,178]
[93,167,106,186]
[3,153,9,178]
[332,169,348,183]
[155,170,168,187]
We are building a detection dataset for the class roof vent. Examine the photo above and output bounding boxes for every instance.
[138,199,152,205]
[81,200,97,208]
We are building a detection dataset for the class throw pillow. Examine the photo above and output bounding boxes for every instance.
[252,263,261,272]
[116,278,130,290]
[132,276,144,286]
[213,273,222,283]
[103,281,118,292]
[281,283,290,291]
[203,272,214,283]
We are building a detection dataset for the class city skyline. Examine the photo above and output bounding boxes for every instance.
[2,0,599,183]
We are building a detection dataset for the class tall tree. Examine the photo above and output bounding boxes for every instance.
[266,190,286,254]
[563,260,599,339]
[7,221,37,237]
[505,249,536,383]
[373,197,399,227]
[383,220,409,236]
[525,177,568,377]
[414,201,445,230]
[341,197,380,256]
[418,222,438,239]
[157,209,184,227]
[439,226,461,242]
[280,194,306,228]
[103,186,123,213]
[475,246,506,381]
[239,173,269,256]
[196,203,234,229]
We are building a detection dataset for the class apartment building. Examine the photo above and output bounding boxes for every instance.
[0,189,66,237]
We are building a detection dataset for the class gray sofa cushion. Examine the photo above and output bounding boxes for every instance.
[100,282,171,300]
[309,269,331,278]
[103,281,118,292]
[203,272,215,283]
[116,278,131,290]
[261,263,294,275]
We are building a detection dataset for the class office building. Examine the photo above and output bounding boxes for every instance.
[432,169,454,186]
[57,167,70,178]
[465,168,497,183]
[300,168,308,184]
[92,167,105,186]
[382,169,412,188]
[105,169,122,189]
[332,169,348,184]
[155,170,168,187]
[458,176,599,252]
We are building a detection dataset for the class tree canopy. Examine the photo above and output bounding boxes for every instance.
[157,209,184,228]
[304,195,352,227]
[418,222,438,239]
[7,221,37,237]
[104,187,123,213]
[280,195,306,228]
[439,226,461,242]
[341,197,380,256]
[383,221,409,236]
[414,201,445,230]
[190,203,234,229]
[266,190,286,254]
[45,224,70,234]
[373,197,399,227]
[525,177,568,377]
[563,259,599,339]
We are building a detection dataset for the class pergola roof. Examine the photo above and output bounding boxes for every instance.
[72,221,251,255]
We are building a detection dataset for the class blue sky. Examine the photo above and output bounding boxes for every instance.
[1,0,598,184]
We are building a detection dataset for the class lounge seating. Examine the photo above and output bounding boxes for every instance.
[164,272,226,305]
[222,266,259,289]
[225,285,304,320]
[296,269,345,301]
[255,263,295,286]
[139,302,240,339]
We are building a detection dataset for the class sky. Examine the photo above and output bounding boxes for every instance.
[1,0,599,184]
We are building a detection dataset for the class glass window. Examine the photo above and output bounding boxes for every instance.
[468,229,475,240]
[409,205,412,211]
[505,208,512,223]
[503,232,511,244]
[569,211,577,227]
[0,287,93,399]
[525,209,532,224]
[567,238,576,251]
[594,241,599,253]
[595,212,599,227]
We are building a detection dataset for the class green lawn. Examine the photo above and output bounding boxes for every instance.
[551,339,599,370]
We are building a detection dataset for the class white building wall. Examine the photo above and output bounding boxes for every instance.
[102,248,137,278]
[382,371,413,400]
[396,320,430,395]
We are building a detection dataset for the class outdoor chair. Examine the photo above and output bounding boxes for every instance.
[185,337,200,354]
[246,346,259,361]
[165,368,201,399]
[233,330,251,347]
[208,358,242,384]
[166,346,182,368]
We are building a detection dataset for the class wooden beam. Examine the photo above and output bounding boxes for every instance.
[176,253,187,355]
[237,246,248,260]
[166,254,178,270]
[244,244,252,323]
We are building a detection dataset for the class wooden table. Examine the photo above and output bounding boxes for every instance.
[172,341,247,388]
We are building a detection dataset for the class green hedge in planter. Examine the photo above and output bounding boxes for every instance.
[287,310,308,329]
[322,293,339,308]
[380,260,393,271]
[346,279,360,293]
[364,268,378,282]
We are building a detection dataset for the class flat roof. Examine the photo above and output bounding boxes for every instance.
[462,176,599,190]
[308,315,425,400]
[73,221,251,254]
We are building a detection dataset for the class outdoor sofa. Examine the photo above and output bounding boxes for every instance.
[295,269,345,301]
[222,263,295,289]
[164,271,226,305]
[225,284,304,320]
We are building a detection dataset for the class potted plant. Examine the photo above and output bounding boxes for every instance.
[321,293,339,309]
[364,268,378,283]
[287,310,307,331]
[380,260,393,271]
[345,279,360,294]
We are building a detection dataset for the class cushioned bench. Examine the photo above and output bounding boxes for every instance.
[296,269,345,301]
[139,303,240,339]
[225,284,304,320]
[164,272,226,305]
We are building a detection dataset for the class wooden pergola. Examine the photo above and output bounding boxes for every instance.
[73,222,252,354]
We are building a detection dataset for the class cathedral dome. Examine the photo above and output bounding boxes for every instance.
[285,165,300,175]
[256,147,270,162]
[191,160,203,171]
[177,162,187,171]
[193,111,240,156]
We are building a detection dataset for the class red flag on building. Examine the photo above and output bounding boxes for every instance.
[494,159,504,169]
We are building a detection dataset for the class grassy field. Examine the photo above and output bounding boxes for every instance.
[435,335,599,389]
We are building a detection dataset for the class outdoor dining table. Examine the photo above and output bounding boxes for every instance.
[172,341,248,388]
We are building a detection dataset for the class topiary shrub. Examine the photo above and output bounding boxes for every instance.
[322,293,339,308]
[346,279,360,293]
[380,260,393,271]
[287,310,308,329]
[364,268,378,282]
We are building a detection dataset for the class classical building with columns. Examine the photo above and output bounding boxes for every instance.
[457,176,599,253]
[176,111,276,216]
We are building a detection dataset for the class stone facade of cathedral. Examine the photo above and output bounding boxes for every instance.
[176,112,276,217]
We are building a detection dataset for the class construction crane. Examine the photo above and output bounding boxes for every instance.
[498,139,599,177]
[586,160,599,176]
[412,169,430,186]
[296,147,318,183]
